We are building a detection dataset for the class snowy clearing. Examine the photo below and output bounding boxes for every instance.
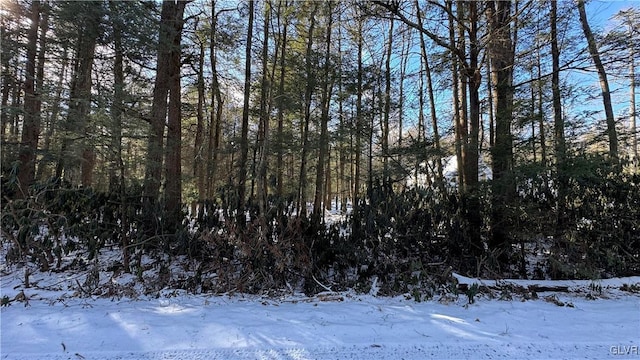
[2,275,639,360]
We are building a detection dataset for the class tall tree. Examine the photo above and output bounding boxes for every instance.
[577,0,618,161]
[381,17,393,187]
[143,0,185,231]
[237,0,255,225]
[313,2,334,224]
[56,1,103,187]
[487,0,515,257]
[415,0,443,185]
[275,0,289,211]
[296,3,318,217]
[353,9,364,224]
[194,20,206,200]
[257,0,274,219]
[163,1,186,225]
[207,2,234,198]
[16,0,42,195]
[551,0,567,234]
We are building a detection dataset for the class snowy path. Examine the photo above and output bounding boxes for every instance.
[2,292,639,359]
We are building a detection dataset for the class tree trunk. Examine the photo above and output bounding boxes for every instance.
[354,15,364,219]
[108,0,129,271]
[257,0,273,219]
[275,0,288,212]
[630,42,637,163]
[163,0,186,226]
[109,1,124,192]
[487,0,515,258]
[207,2,229,199]
[381,17,393,188]
[296,3,318,217]
[577,0,618,161]
[337,14,347,212]
[551,0,567,234]
[143,0,184,233]
[57,2,100,187]
[463,0,482,257]
[237,0,255,225]
[313,2,334,225]
[415,0,443,186]
[445,0,465,190]
[194,28,206,200]
[17,0,41,196]
[144,1,172,201]
[0,15,12,156]
[536,43,547,167]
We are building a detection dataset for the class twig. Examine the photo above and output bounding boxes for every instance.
[312,274,332,292]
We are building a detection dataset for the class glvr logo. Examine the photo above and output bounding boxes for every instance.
[610,345,639,355]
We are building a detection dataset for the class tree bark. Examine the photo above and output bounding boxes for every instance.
[194,27,206,200]
[17,0,42,196]
[551,0,567,234]
[237,0,255,225]
[296,3,318,217]
[57,2,100,187]
[313,2,334,225]
[487,0,515,257]
[415,0,443,186]
[144,1,173,201]
[577,0,618,161]
[257,0,273,219]
[163,0,186,226]
[275,0,288,212]
[462,0,482,256]
[382,17,393,187]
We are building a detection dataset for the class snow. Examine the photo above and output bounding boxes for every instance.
[2,274,639,359]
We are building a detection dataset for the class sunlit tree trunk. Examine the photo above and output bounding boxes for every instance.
[577,0,618,161]
[163,0,186,226]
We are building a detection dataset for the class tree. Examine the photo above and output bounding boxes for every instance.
[577,0,618,162]
[313,2,335,224]
[143,0,186,231]
[256,0,274,219]
[193,18,207,200]
[275,0,289,211]
[16,0,42,196]
[414,0,443,185]
[163,1,186,226]
[609,9,640,163]
[486,0,515,258]
[56,1,104,187]
[551,0,567,234]
[237,0,255,225]
[296,3,318,217]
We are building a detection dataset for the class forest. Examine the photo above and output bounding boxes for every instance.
[1,0,639,298]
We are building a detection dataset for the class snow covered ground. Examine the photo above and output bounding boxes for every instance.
[2,272,639,360]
